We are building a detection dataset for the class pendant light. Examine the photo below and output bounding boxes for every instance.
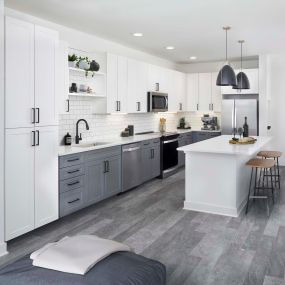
[233,40,250,90]
[216,27,237,86]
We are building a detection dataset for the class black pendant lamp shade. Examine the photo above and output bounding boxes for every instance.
[216,64,237,86]
[233,40,250,90]
[216,26,237,86]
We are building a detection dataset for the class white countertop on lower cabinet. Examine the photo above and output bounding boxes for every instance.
[178,135,272,155]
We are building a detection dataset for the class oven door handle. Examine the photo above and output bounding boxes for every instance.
[163,138,178,144]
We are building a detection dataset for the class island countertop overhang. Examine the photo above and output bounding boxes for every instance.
[177,135,272,156]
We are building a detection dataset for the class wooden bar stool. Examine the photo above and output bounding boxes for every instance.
[245,158,275,216]
[257,151,282,189]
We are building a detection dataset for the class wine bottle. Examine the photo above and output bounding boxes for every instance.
[243,117,249,137]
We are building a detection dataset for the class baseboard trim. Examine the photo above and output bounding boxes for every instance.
[184,201,239,217]
[0,242,7,257]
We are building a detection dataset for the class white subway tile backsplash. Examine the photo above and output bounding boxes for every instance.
[58,97,221,144]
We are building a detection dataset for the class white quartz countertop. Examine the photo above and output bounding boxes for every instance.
[177,135,272,155]
[58,129,221,156]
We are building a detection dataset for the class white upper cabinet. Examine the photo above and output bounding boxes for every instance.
[58,41,70,114]
[34,126,58,228]
[5,17,59,128]
[198,73,212,111]
[176,71,187,112]
[127,58,148,113]
[186,73,199,111]
[211,72,222,112]
[221,68,259,95]
[148,65,169,92]
[5,17,35,129]
[107,53,128,113]
[35,25,59,126]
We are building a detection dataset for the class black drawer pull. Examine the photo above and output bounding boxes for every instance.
[68,198,80,204]
[67,169,80,174]
[144,142,150,145]
[67,158,80,162]
[67,181,80,186]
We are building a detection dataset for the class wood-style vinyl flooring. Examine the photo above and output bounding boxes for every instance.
[1,168,285,285]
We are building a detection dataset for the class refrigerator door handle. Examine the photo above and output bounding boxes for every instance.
[231,108,234,132]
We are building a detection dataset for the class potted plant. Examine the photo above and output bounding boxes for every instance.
[76,56,90,71]
[179,117,186,129]
[68,54,78,68]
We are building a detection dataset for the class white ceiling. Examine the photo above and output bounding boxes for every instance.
[5,0,285,63]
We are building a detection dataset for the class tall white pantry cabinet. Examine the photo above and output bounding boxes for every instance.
[5,16,59,240]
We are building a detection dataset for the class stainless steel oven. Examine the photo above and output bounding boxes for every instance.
[160,133,179,178]
[147,92,168,112]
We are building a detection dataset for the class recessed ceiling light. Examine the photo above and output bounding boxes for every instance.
[133,32,143,37]
[189,56,197,60]
[165,46,175,50]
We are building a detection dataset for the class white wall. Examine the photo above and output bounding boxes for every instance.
[179,59,259,73]
[0,0,7,256]
[261,53,285,165]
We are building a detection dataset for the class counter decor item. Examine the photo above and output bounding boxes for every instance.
[79,84,87,92]
[90,60,100,72]
[179,117,185,129]
[87,86,93,94]
[229,137,257,145]
[77,56,90,71]
[64,132,72,146]
[128,125,134,136]
[121,129,130,137]
[70,83,77,93]
[68,54,78,68]
[159,118,166,133]
[243,116,249,137]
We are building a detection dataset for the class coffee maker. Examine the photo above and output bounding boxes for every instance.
[201,114,219,130]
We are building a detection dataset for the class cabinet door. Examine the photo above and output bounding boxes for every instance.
[186,73,199,111]
[107,53,118,113]
[35,25,59,126]
[177,72,187,112]
[34,126,59,228]
[104,155,121,198]
[58,41,70,114]
[199,73,212,111]
[211,72,222,112]
[148,64,161,91]
[5,128,35,240]
[117,56,128,113]
[85,160,104,206]
[127,59,148,113]
[142,147,152,182]
[151,146,161,178]
[5,17,35,129]
[178,139,187,167]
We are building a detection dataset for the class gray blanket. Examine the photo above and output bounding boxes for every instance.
[0,251,166,285]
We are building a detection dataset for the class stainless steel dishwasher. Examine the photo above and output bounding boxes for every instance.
[122,142,142,192]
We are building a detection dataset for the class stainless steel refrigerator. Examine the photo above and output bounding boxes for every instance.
[221,94,259,136]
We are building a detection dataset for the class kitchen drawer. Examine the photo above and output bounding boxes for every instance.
[151,138,160,145]
[59,154,84,169]
[59,164,85,181]
[142,140,152,148]
[84,146,121,162]
[59,188,84,217]
[60,175,85,194]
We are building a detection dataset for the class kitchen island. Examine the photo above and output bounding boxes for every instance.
[178,135,272,217]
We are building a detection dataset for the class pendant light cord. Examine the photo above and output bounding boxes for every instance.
[240,41,243,72]
[226,29,228,61]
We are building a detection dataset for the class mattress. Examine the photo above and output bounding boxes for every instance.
[0,251,166,285]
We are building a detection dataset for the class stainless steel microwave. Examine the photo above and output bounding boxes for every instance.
[147,92,168,112]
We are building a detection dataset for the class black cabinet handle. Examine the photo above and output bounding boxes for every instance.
[116,101,119,111]
[197,104,199,111]
[67,181,80,186]
[32,108,36,124]
[68,198,80,204]
[107,161,110,172]
[36,108,40,123]
[118,101,121,111]
[103,161,107,173]
[67,158,80,162]
[36,130,39,146]
[139,102,141,111]
[31,131,35,146]
[67,169,80,174]
[66,99,70,112]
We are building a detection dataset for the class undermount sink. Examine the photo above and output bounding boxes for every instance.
[73,142,110,148]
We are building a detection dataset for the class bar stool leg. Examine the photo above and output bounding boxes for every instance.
[277,157,281,189]
[270,167,275,204]
[246,168,254,214]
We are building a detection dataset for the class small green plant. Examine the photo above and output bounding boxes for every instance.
[180,117,185,124]
[76,56,90,67]
[68,54,78,62]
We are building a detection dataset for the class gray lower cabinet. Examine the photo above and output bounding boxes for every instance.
[59,146,121,217]
[178,132,192,167]
[141,139,161,183]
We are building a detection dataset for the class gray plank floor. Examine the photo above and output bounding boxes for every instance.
[1,168,285,285]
